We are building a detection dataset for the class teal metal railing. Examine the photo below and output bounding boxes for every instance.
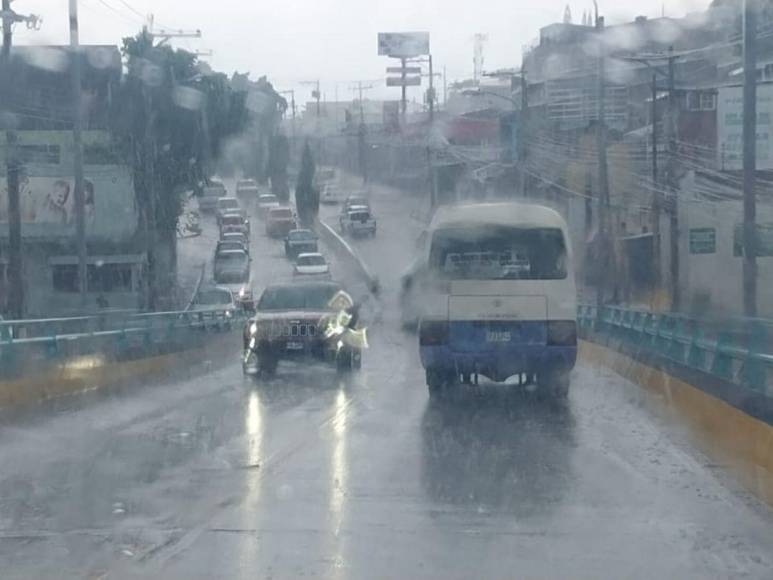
[0,308,247,377]
[578,305,773,395]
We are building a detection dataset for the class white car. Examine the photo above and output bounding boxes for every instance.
[236,179,259,198]
[190,286,237,320]
[321,183,343,204]
[215,197,242,224]
[339,206,377,237]
[293,253,331,278]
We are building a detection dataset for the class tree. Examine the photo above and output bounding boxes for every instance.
[115,30,250,308]
[268,134,290,201]
[295,141,318,225]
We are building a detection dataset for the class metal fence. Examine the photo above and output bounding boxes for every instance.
[0,308,246,380]
[578,304,773,395]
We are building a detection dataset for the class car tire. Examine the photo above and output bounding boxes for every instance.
[257,350,278,377]
[336,348,357,373]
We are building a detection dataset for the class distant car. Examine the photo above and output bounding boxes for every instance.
[265,206,297,238]
[219,213,250,236]
[343,195,370,213]
[284,229,319,258]
[215,239,249,257]
[199,183,226,213]
[320,183,343,204]
[215,197,242,224]
[236,179,260,198]
[257,194,280,219]
[242,281,363,376]
[339,207,377,237]
[220,231,249,247]
[293,253,331,278]
[190,285,237,321]
[214,249,250,285]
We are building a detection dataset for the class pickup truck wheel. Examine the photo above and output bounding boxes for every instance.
[257,350,278,377]
[336,349,355,373]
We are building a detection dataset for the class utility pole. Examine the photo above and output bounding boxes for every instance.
[520,65,529,196]
[69,0,87,307]
[400,57,407,120]
[651,72,660,286]
[2,1,39,319]
[666,46,680,311]
[352,81,374,182]
[743,0,758,317]
[428,54,435,122]
[596,15,611,309]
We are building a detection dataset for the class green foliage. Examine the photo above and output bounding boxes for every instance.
[269,134,290,201]
[295,142,318,225]
[115,31,250,232]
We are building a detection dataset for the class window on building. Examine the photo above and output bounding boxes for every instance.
[686,91,716,111]
[19,144,61,165]
[52,262,134,293]
[87,263,133,292]
[52,265,79,293]
[733,223,773,257]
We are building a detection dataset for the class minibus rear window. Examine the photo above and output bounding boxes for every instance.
[429,226,567,280]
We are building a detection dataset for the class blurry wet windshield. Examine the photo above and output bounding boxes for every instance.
[2,1,773,578]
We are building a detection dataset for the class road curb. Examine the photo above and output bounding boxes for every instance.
[579,339,773,507]
[314,219,380,294]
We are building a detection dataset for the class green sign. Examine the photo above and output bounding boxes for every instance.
[689,228,716,254]
[733,223,773,257]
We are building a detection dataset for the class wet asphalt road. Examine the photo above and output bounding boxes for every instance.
[1,181,772,579]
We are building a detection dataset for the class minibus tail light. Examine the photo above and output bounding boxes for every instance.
[420,320,449,346]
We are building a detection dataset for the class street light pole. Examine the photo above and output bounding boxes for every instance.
[743,0,758,316]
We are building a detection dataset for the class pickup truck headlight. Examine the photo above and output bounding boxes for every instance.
[249,322,258,336]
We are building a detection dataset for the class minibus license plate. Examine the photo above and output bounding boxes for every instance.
[486,331,512,343]
[286,341,304,351]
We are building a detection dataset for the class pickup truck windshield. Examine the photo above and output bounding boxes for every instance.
[430,226,567,280]
[195,289,232,306]
[298,255,326,266]
[258,284,340,311]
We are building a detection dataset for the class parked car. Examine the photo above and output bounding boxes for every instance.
[285,229,319,258]
[198,182,226,213]
[265,206,297,238]
[220,231,249,247]
[293,253,331,278]
[214,249,250,285]
[236,179,259,198]
[216,197,242,224]
[321,183,343,204]
[339,206,377,237]
[257,194,280,219]
[215,239,249,257]
[219,213,250,236]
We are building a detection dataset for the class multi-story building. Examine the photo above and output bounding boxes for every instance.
[0,45,147,317]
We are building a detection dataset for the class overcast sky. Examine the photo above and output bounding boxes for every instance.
[13,0,708,109]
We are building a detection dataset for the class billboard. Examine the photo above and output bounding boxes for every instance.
[377,32,430,58]
[0,168,138,241]
[717,84,773,170]
[386,76,422,87]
